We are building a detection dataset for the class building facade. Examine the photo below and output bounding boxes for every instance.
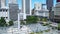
[57,0,60,2]
[34,9,49,18]
[0,0,1,8]
[46,0,53,10]
[22,0,31,15]
[46,0,54,21]
[0,0,9,20]
[0,0,6,8]
[9,0,19,21]
[22,0,26,20]
[34,3,42,10]
[52,2,60,22]
[34,3,49,19]
[22,0,31,20]
[0,8,9,20]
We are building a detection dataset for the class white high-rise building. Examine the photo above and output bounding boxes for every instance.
[0,0,6,8]
[22,0,31,15]
[34,3,42,10]
[0,0,9,20]
[34,3,49,18]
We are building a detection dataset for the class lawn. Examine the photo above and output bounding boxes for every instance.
[58,23,60,30]
[30,32,43,34]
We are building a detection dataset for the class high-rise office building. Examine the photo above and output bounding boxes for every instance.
[22,0,31,15]
[46,0,53,10]
[0,0,1,8]
[22,0,31,20]
[46,0,54,21]
[0,0,6,8]
[9,0,19,21]
[57,0,60,2]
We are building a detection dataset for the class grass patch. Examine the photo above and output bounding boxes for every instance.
[30,31,43,34]
[36,32,43,34]
[58,23,60,30]
[42,23,49,26]
[30,32,43,34]
[30,32,34,34]
[44,29,50,32]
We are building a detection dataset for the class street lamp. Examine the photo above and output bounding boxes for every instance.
[18,10,20,34]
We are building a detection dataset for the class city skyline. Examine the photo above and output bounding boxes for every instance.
[6,0,56,9]
[18,0,56,9]
[0,0,59,34]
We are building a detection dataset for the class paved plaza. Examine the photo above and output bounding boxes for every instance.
[0,21,58,34]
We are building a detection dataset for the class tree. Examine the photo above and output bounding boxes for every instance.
[26,16,38,24]
[0,17,7,27]
[8,20,14,26]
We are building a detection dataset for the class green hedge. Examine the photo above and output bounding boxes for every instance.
[26,16,38,24]
[8,20,13,26]
[58,23,60,30]
[38,17,47,22]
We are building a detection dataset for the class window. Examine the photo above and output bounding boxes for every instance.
[38,6,40,9]
[0,10,2,12]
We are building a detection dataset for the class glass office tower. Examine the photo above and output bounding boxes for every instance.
[9,0,19,21]
[46,0,53,10]
[22,0,31,15]
[57,0,60,2]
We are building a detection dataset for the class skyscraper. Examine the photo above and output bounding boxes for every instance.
[46,0,53,21]
[46,0,53,10]
[9,0,19,21]
[22,0,31,15]
[0,0,6,8]
[0,0,1,8]
[57,0,60,2]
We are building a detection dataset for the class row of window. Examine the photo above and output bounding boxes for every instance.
[0,10,8,12]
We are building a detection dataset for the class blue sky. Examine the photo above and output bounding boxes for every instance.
[17,0,56,9]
